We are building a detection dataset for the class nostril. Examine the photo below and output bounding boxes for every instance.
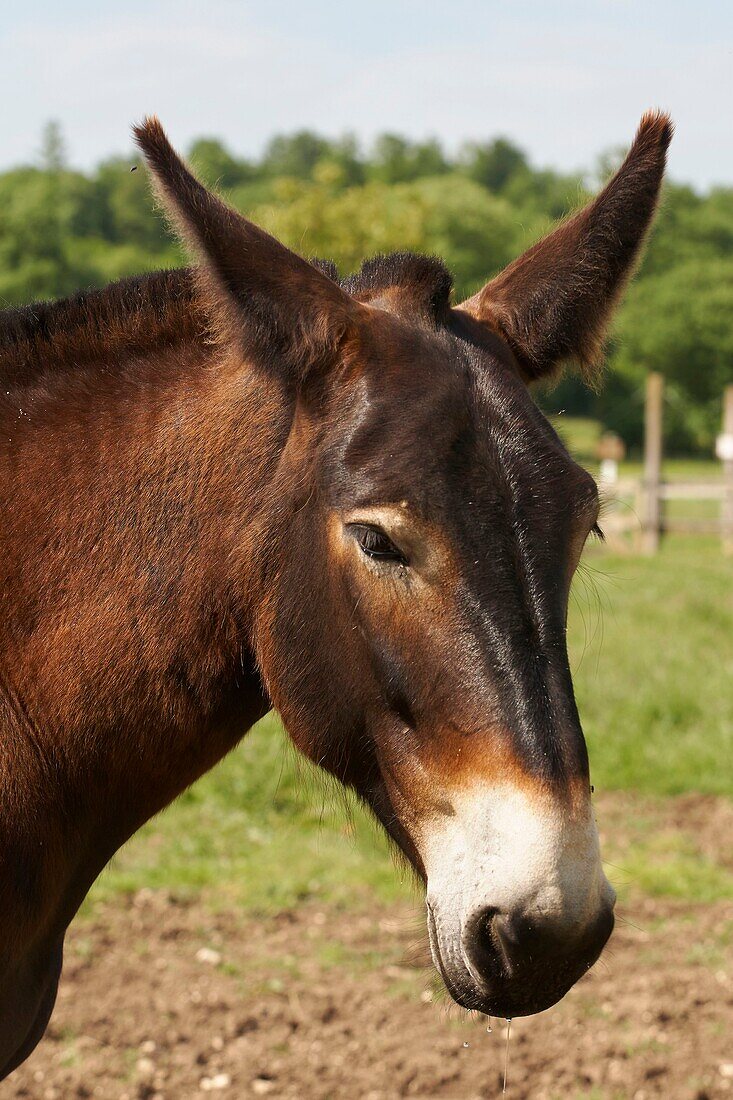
[465,902,615,984]
[463,907,545,984]
[461,906,506,979]
[468,905,500,945]
[490,912,546,975]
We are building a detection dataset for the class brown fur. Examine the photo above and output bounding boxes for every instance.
[0,269,201,385]
[0,111,671,1077]
[459,110,673,381]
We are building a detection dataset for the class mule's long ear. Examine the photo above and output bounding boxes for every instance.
[459,110,673,382]
[133,116,360,379]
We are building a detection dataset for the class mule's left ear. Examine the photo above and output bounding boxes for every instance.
[133,116,362,382]
[458,110,673,382]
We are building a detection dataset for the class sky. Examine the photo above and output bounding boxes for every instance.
[2,0,732,188]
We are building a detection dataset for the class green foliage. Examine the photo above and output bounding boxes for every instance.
[368,133,449,183]
[1,122,733,453]
[608,258,733,450]
[542,247,733,453]
[250,171,528,294]
[460,135,528,192]
[262,129,336,180]
[0,166,94,302]
[39,120,67,174]
[94,157,175,251]
[187,137,256,189]
[0,150,180,305]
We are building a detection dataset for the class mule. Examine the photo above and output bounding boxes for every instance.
[0,110,672,1078]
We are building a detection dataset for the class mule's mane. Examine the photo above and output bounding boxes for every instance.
[0,268,203,386]
[0,250,454,387]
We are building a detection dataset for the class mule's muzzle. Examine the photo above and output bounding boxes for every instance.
[421,783,616,1017]
[455,900,615,1017]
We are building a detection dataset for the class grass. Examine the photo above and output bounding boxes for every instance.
[604,830,732,904]
[573,539,733,797]
[88,487,733,916]
[88,711,408,914]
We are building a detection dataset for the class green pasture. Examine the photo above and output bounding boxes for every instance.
[89,522,733,917]
[574,538,733,797]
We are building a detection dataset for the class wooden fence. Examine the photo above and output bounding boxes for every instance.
[599,377,733,555]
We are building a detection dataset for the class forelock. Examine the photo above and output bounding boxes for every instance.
[318,252,454,324]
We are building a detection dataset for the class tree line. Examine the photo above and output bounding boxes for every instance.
[2,121,732,454]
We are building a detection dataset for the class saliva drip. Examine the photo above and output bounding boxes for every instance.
[502,1018,512,1097]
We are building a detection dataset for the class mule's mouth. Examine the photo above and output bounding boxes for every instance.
[426,901,488,1012]
[426,899,614,1018]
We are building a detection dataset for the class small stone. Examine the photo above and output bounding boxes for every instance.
[720,1063,733,1079]
[420,989,433,1003]
[196,947,222,966]
[211,1035,224,1051]
[140,1039,156,1054]
[252,1079,275,1095]
[200,1074,231,1091]
[136,1056,155,1081]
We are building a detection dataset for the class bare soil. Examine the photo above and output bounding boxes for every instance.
[5,798,733,1100]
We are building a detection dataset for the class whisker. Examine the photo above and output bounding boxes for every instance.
[615,913,649,935]
[602,860,636,876]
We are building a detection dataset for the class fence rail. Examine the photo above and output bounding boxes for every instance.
[659,481,725,501]
[597,376,733,555]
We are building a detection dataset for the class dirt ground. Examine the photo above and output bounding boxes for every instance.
[6,798,733,1100]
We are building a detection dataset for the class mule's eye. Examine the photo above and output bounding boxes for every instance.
[349,524,407,565]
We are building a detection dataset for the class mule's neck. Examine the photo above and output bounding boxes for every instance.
[0,333,293,904]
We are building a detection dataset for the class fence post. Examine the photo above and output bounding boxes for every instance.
[642,372,663,554]
[721,385,733,555]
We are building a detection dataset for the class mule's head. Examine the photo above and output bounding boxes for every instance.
[136,112,671,1017]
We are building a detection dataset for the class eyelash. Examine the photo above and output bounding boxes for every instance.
[591,522,605,542]
[349,524,408,565]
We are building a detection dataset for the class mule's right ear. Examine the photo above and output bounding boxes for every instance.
[133,116,362,382]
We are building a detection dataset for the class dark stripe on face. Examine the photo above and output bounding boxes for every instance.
[443,354,591,783]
